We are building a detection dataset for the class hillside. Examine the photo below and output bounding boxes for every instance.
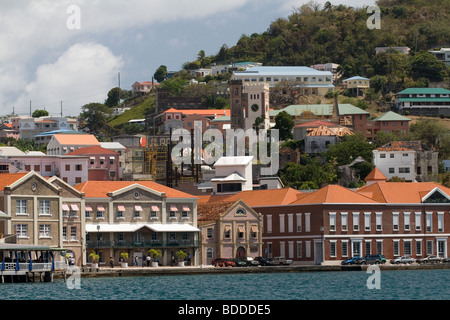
[209,0,450,76]
[108,95,155,127]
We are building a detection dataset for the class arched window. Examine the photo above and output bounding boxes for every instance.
[206,248,213,259]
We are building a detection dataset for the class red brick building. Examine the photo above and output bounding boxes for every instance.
[200,179,450,265]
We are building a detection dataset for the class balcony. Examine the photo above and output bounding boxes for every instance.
[86,239,200,249]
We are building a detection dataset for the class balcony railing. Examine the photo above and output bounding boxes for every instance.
[1,261,66,272]
[86,239,200,249]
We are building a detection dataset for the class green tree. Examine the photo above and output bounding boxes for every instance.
[273,111,294,141]
[153,65,167,83]
[410,52,448,82]
[105,87,125,108]
[32,109,49,118]
[410,119,448,151]
[323,133,375,165]
[78,102,113,137]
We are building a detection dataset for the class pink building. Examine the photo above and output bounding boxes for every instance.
[66,146,120,181]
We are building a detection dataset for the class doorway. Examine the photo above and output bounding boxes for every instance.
[236,246,246,258]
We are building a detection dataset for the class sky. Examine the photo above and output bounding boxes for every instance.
[0,0,376,118]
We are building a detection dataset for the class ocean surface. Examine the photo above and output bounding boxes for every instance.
[1,269,450,300]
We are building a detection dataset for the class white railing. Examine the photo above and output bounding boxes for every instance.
[2,261,67,272]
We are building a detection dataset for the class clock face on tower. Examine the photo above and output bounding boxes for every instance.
[251,104,259,112]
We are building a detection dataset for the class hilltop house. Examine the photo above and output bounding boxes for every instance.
[305,125,354,154]
[231,66,335,96]
[428,48,450,66]
[342,76,370,97]
[395,88,450,117]
[373,141,439,182]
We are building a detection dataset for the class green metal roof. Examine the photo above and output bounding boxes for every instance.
[396,88,450,95]
[399,97,450,102]
[373,111,411,122]
[274,104,369,117]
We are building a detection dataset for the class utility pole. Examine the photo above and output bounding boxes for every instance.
[30,101,32,117]
[60,101,63,117]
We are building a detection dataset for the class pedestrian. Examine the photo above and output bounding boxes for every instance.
[187,254,191,266]
[171,255,175,267]
[146,255,151,267]
[134,255,139,266]
[109,257,114,268]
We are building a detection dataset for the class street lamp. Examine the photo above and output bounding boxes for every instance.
[97,225,100,261]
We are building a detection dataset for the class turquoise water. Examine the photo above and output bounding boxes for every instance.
[2,269,450,300]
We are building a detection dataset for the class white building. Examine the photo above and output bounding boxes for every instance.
[373,144,416,182]
[17,116,78,140]
[428,48,450,66]
[231,66,334,96]
[211,156,253,194]
[47,134,100,155]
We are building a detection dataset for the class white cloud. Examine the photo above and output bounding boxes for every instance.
[12,43,124,116]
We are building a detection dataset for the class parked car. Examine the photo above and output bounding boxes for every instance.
[254,257,273,266]
[341,256,363,265]
[416,255,442,264]
[211,258,236,267]
[443,257,450,263]
[390,256,415,264]
[361,254,386,265]
[271,256,293,265]
[231,258,248,267]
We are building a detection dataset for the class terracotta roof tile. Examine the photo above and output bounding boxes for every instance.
[291,185,378,204]
[197,188,302,207]
[197,201,236,224]
[357,182,450,203]
[53,134,100,146]
[73,181,196,199]
[364,167,387,182]
[0,173,29,191]
[66,145,118,155]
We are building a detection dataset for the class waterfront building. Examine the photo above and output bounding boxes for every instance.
[198,181,450,265]
[198,199,263,265]
[73,180,200,267]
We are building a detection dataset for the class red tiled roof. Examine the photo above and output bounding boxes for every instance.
[295,120,338,128]
[290,185,378,204]
[357,182,450,203]
[198,188,303,207]
[66,145,118,155]
[73,181,196,199]
[53,134,100,146]
[164,108,230,117]
[364,167,387,182]
[0,173,29,191]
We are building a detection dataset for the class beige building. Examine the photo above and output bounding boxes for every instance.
[198,199,263,265]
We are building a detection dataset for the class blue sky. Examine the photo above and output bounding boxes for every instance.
[0,0,376,117]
